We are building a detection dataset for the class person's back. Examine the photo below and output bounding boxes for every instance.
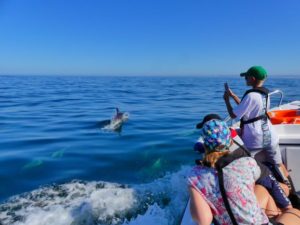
[189,119,269,225]
[188,118,300,225]
[189,156,268,225]
[234,92,277,148]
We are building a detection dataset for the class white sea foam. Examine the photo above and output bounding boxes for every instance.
[0,166,191,225]
[122,203,168,225]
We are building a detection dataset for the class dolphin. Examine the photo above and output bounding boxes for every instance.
[22,159,43,170]
[110,107,129,130]
[114,108,123,120]
[101,108,129,132]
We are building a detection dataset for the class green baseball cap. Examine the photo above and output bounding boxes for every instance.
[240,66,267,80]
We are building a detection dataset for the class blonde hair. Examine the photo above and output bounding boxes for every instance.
[203,150,230,168]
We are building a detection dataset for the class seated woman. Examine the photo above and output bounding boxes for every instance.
[188,119,300,225]
[195,114,292,209]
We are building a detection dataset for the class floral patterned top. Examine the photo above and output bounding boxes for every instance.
[188,157,269,225]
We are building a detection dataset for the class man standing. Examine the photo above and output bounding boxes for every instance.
[223,66,282,166]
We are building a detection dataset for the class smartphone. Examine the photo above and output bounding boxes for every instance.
[224,82,229,92]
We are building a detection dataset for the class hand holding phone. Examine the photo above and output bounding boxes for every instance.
[224,82,230,92]
[224,82,234,97]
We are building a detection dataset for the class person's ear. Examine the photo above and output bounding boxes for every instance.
[250,76,256,82]
[248,76,257,85]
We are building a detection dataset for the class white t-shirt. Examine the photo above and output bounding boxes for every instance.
[233,92,278,149]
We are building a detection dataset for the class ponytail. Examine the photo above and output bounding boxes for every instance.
[204,150,230,168]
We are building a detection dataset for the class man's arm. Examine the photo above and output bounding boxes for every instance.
[224,83,241,104]
[224,92,237,119]
[231,93,241,105]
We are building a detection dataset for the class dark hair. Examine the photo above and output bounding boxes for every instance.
[196,114,222,129]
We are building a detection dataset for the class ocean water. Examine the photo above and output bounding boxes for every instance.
[0,75,299,225]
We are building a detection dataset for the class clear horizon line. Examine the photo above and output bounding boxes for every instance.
[1,73,300,77]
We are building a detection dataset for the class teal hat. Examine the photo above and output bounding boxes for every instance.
[240,66,267,80]
[201,119,231,153]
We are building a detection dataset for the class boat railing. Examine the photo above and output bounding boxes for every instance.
[269,89,283,107]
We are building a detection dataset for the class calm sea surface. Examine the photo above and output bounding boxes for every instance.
[0,75,299,225]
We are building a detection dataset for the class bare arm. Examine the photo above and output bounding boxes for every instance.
[223,92,237,119]
[224,83,241,104]
[189,187,213,225]
[276,208,300,225]
[231,93,241,105]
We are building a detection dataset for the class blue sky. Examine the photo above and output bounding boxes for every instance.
[0,0,300,76]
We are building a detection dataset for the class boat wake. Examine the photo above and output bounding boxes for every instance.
[0,166,191,225]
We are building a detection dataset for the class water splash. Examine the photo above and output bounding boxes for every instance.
[0,166,191,225]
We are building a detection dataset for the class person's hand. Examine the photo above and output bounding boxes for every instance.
[224,82,229,92]
[224,82,235,97]
[223,91,230,101]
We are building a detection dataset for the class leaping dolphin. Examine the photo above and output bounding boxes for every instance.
[101,108,129,132]
[110,107,129,130]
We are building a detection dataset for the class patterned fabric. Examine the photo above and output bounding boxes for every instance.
[188,157,269,225]
[201,119,231,152]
